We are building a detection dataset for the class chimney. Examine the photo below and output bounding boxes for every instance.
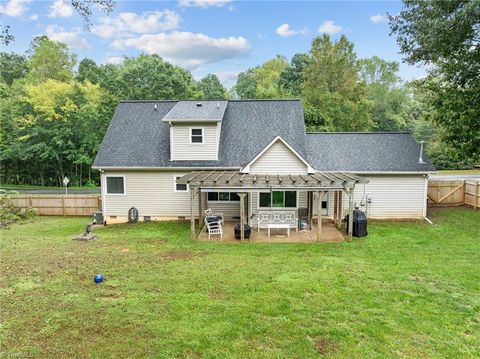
[418,141,426,164]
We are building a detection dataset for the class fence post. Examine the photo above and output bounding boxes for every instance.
[462,180,466,205]
[476,181,479,209]
[62,195,66,216]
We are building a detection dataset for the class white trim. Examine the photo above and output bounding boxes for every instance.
[422,174,429,218]
[241,136,315,174]
[257,190,299,209]
[105,175,126,196]
[100,172,107,219]
[349,171,438,175]
[169,123,173,160]
[93,166,241,170]
[173,175,189,192]
[189,127,204,145]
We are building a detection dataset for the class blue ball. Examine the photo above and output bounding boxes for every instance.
[94,274,104,284]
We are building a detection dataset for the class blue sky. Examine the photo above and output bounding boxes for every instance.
[1,0,426,87]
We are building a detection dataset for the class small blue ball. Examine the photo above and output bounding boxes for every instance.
[94,274,104,284]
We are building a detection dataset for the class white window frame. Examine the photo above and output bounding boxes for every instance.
[257,190,298,209]
[173,175,189,192]
[105,175,126,196]
[207,192,240,203]
[189,127,204,144]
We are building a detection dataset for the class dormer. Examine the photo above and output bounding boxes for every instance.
[163,101,227,161]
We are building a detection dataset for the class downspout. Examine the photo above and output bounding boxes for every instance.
[423,173,433,224]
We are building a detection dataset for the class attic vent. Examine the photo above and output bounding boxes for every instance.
[196,102,202,107]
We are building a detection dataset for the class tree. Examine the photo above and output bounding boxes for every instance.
[233,68,257,99]
[254,55,289,98]
[0,52,28,86]
[390,0,480,162]
[360,56,410,130]
[198,74,228,99]
[105,54,201,100]
[302,35,373,131]
[279,53,310,96]
[27,37,76,82]
[77,58,102,84]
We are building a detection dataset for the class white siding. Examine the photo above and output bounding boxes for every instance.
[250,141,308,175]
[207,200,240,219]
[103,171,198,219]
[170,123,218,160]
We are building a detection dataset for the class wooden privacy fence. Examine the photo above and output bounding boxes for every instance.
[9,195,101,216]
[428,180,480,208]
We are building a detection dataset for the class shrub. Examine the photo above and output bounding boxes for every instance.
[0,191,35,226]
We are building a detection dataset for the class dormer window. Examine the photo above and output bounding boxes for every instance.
[190,128,203,144]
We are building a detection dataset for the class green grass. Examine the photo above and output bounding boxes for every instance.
[1,208,479,358]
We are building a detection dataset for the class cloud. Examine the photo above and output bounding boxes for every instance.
[178,0,233,8]
[318,20,342,35]
[214,70,240,83]
[114,31,250,70]
[46,25,92,50]
[0,0,31,17]
[105,56,125,65]
[48,0,73,18]
[275,23,307,37]
[92,10,180,39]
[29,13,38,20]
[370,14,387,23]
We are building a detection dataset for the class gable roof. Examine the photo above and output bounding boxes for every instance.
[306,132,436,172]
[162,100,227,122]
[241,136,315,173]
[93,100,308,169]
[92,101,436,173]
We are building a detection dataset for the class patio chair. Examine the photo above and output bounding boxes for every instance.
[204,208,224,224]
[204,217,223,239]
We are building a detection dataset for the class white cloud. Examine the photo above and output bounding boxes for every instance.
[179,0,233,8]
[46,25,92,50]
[370,14,387,23]
[0,0,31,17]
[92,10,180,39]
[318,20,342,35]
[214,70,240,83]
[29,13,38,20]
[48,0,73,18]
[275,23,307,37]
[115,31,250,70]
[105,56,125,65]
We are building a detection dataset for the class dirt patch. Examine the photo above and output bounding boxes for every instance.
[314,338,338,356]
[160,250,208,261]
[208,288,225,300]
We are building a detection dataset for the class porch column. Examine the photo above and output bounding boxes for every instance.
[333,191,338,227]
[348,187,354,240]
[239,193,247,241]
[190,187,197,241]
[338,190,343,228]
[316,191,324,242]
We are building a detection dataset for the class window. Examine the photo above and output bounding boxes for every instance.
[207,192,240,202]
[259,191,297,208]
[106,176,125,194]
[191,128,203,143]
[174,176,188,192]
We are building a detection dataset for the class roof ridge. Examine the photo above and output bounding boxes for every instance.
[119,100,178,103]
[306,131,412,134]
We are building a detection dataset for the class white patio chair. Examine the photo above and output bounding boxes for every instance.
[204,217,223,239]
[204,208,224,223]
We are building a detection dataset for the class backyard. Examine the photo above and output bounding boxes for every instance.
[0,207,479,358]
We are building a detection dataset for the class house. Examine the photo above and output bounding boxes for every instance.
[92,100,436,239]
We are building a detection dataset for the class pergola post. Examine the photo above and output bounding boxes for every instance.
[198,190,204,225]
[348,187,354,240]
[338,190,343,228]
[239,193,247,241]
[316,191,324,242]
[190,187,197,241]
[333,191,338,227]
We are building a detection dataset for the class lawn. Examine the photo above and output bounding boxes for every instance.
[1,208,479,358]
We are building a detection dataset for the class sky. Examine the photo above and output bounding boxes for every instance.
[1,0,427,88]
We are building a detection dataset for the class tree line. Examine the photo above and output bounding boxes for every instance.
[1,1,478,187]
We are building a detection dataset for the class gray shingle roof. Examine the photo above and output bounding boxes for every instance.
[93,100,308,169]
[93,100,436,173]
[162,100,227,122]
[306,132,436,172]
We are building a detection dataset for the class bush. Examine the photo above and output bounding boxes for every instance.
[0,191,35,226]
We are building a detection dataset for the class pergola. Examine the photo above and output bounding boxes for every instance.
[177,170,368,241]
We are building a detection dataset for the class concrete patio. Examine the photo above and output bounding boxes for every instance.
[198,220,345,243]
